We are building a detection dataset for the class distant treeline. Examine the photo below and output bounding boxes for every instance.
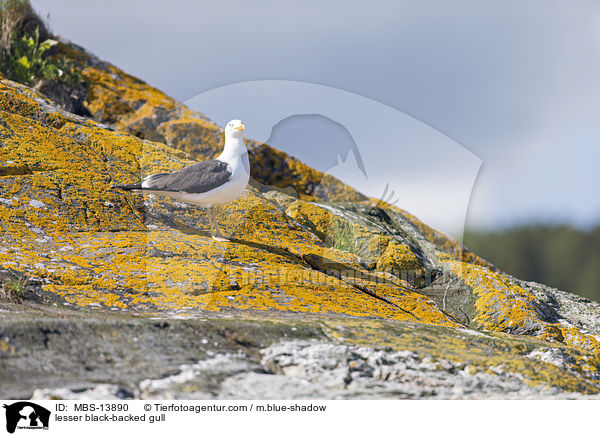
[464,225,600,303]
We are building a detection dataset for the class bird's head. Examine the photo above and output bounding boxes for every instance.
[225,119,246,139]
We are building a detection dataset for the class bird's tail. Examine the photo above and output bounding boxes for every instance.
[112,183,143,191]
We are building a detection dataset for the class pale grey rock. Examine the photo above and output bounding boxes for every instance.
[34,340,595,400]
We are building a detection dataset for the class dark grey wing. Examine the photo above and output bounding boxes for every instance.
[143,172,170,183]
[144,160,231,194]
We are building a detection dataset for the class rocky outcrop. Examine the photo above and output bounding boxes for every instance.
[0,72,460,324]
[58,42,364,204]
[1,44,600,399]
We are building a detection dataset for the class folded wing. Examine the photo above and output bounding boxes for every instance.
[115,160,232,193]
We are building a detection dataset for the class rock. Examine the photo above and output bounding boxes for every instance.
[31,384,133,401]
[22,320,600,399]
[33,79,90,117]
[0,76,458,325]
[1,38,600,399]
[58,41,366,204]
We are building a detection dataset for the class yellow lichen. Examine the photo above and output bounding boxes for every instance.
[442,255,600,356]
[3,44,600,398]
[0,340,16,356]
[0,76,456,326]
[58,42,367,204]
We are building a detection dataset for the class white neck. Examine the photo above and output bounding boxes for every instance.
[216,134,250,184]
[217,136,246,163]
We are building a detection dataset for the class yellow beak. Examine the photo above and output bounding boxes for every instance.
[235,124,245,131]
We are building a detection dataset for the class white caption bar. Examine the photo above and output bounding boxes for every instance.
[0,399,596,436]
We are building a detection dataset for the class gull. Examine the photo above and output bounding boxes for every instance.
[114,119,250,242]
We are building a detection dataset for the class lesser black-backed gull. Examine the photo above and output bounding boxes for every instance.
[114,119,250,242]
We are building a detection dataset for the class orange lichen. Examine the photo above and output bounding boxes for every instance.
[0,74,459,326]
[3,43,600,397]
[376,240,423,274]
[443,255,600,356]
[58,42,367,204]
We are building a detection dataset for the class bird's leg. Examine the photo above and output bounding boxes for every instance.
[213,210,221,236]
[207,207,216,238]
[209,206,229,242]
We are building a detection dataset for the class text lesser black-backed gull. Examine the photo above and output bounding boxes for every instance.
[114,119,250,242]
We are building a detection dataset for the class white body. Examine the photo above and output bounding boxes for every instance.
[140,121,250,207]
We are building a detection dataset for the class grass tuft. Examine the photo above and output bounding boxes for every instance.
[1,273,29,302]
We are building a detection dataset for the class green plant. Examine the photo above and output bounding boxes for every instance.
[0,0,46,57]
[329,221,357,253]
[0,0,81,87]
[3,27,80,85]
[5,274,28,301]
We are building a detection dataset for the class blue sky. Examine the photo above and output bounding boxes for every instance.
[32,0,600,235]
